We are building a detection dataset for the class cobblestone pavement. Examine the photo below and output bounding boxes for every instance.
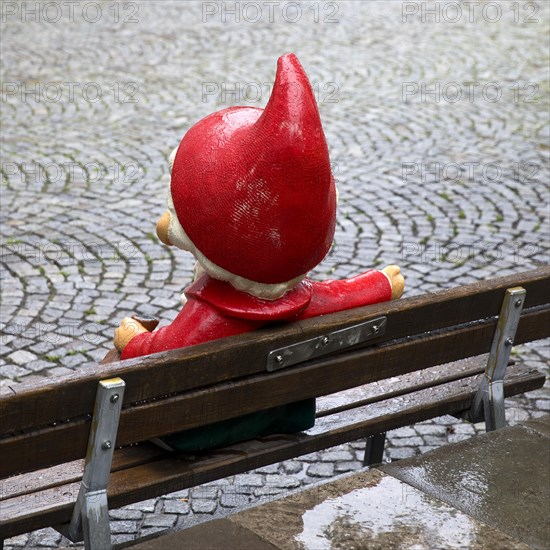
[1,0,549,547]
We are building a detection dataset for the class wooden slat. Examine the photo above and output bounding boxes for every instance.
[1,305,548,477]
[0,444,165,501]
[0,365,543,540]
[316,355,490,417]
[2,268,548,436]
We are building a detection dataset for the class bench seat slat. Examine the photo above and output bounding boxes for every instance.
[2,305,547,478]
[1,364,543,540]
[0,445,166,502]
[2,268,548,438]
[316,355,489,416]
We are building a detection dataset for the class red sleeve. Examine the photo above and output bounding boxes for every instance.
[120,297,261,360]
[296,270,391,320]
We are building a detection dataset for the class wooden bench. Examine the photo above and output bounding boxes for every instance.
[1,267,549,549]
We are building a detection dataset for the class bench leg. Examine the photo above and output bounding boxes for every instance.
[483,380,506,432]
[363,433,386,466]
[82,490,111,550]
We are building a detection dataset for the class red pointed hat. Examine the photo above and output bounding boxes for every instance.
[169,53,336,290]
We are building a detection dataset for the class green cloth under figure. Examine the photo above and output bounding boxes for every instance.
[157,398,316,453]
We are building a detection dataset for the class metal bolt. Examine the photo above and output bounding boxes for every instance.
[101,440,112,450]
[275,355,284,364]
[322,336,330,346]
[515,299,522,308]
[505,338,513,347]
[110,394,119,403]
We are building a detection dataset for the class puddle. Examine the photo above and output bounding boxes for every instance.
[295,476,476,549]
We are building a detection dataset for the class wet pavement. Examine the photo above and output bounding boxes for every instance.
[1,0,549,547]
[131,416,550,549]
[383,415,550,549]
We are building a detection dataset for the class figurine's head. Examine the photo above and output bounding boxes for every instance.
[157,53,336,300]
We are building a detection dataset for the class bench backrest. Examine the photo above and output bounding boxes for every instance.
[1,267,549,478]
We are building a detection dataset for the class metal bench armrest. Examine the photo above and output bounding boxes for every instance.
[468,287,526,430]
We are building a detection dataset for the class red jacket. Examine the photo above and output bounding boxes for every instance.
[121,270,391,359]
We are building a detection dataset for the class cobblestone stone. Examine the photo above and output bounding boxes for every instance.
[319,450,354,462]
[27,528,61,547]
[281,460,303,474]
[335,461,363,473]
[190,499,217,514]
[414,424,447,439]
[264,474,301,489]
[387,447,418,460]
[125,499,156,513]
[162,499,191,515]
[219,493,250,508]
[7,350,37,365]
[254,463,281,474]
[3,534,28,547]
[109,521,139,534]
[451,423,478,435]
[59,353,88,368]
[108,509,143,521]
[1,1,548,547]
[190,486,219,500]
[141,514,177,528]
[306,463,335,478]
[233,473,264,488]
[24,360,56,373]
[391,436,425,447]
[390,426,417,438]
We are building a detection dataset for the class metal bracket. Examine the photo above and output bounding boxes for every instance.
[57,377,125,550]
[267,316,386,372]
[468,287,526,431]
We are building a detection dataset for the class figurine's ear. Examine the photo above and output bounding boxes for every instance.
[169,146,179,173]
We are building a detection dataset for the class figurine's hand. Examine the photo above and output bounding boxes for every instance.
[382,265,405,300]
[114,317,149,352]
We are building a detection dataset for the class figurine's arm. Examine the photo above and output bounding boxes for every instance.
[118,298,261,360]
[296,266,403,320]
